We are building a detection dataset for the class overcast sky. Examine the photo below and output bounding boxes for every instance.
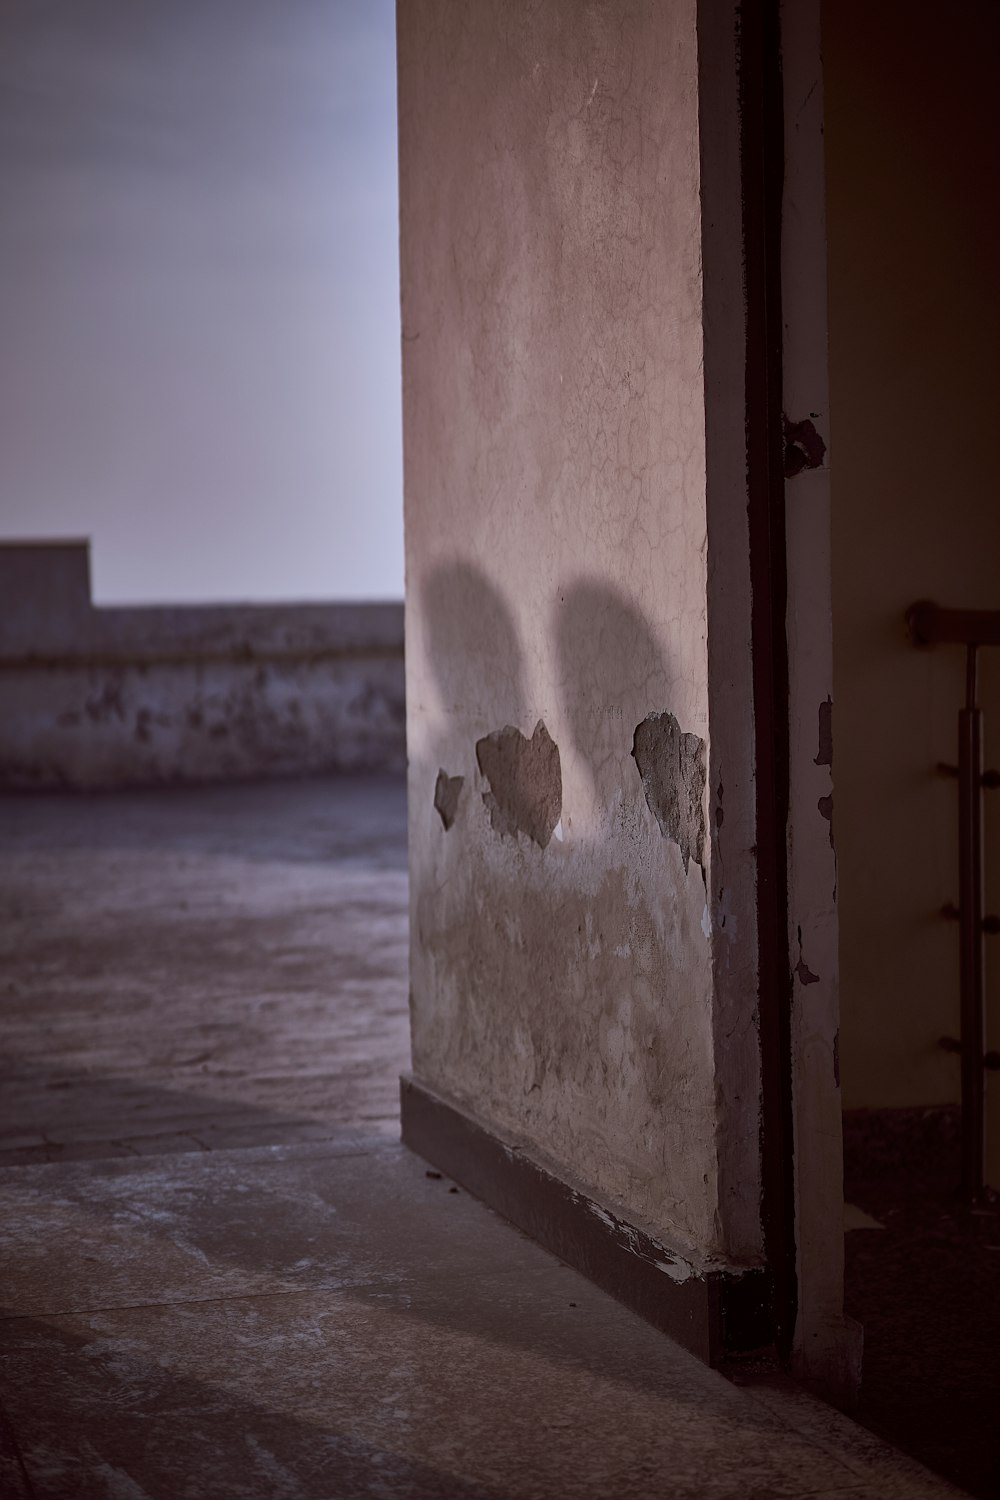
[0,0,402,603]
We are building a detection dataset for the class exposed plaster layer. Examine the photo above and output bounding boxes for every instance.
[632,711,706,874]
[476,721,562,848]
[433,771,464,831]
[399,0,735,1253]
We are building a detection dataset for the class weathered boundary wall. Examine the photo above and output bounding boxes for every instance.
[0,542,405,788]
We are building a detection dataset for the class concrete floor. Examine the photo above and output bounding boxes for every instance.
[0,777,965,1498]
[843,1110,1000,1499]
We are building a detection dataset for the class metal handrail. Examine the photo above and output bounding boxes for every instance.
[908,600,1000,1198]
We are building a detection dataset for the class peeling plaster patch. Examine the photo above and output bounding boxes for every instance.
[795,925,819,985]
[814,697,833,767]
[796,957,820,986]
[818,793,834,846]
[701,905,712,939]
[586,1201,695,1283]
[783,414,827,477]
[433,770,464,831]
[631,712,706,873]
[587,1203,621,1236]
[475,720,562,848]
[654,1256,695,1284]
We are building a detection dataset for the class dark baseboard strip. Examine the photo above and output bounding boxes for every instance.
[400,1074,771,1365]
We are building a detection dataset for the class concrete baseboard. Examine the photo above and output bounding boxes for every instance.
[400,1073,772,1366]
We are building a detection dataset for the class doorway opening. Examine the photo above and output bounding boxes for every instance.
[826,3,1000,1495]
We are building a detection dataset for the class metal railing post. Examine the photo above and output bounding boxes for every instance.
[907,603,1000,1199]
[958,645,986,1195]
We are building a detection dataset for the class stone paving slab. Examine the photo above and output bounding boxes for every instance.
[0,1139,552,1318]
[0,778,969,1498]
[0,1139,965,1500]
[0,776,411,1167]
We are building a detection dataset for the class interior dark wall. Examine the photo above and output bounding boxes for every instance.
[825,0,1000,1176]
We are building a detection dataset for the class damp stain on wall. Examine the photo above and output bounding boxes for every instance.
[631,711,707,873]
[475,720,562,848]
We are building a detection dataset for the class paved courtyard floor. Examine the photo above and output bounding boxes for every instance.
[0,777,964,1498]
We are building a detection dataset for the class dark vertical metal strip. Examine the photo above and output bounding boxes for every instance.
[739,0,797,1359]
[959,645,986,1196]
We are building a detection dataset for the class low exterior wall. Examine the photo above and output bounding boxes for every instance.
[0,542,405,788]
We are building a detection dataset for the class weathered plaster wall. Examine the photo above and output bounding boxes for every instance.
[400,0,762,1262]
[824,1,1000,1181]
[0,543,405,786]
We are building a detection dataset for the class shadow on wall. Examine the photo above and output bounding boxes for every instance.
[410,559,717,1248]
[554,580,707,871]
[422,558,530,837]
[422,557,528,725]
[419,559,707,869]
[554,577,668,786]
